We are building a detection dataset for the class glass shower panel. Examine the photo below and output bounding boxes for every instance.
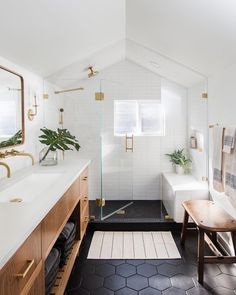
[100,80,134,221]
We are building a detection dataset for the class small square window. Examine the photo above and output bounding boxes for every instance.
[114,100,165,136]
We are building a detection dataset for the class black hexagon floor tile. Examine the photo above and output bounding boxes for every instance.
[95,263,115,277]
[218,264,236,276]
[137,263,158,277]
[108,260,125,266]
[104,274,126,291]
[127,274,149,290]
[171,274,195,290]
[204,264,221,277]
[163,287,186,295]
[139,287,162,295]
[214,273,236,290]
[149,274,171,291]
[126,259,145,266]
[210,286,236,295]
[158,263,180,277]
[187,286,212,295]
[115,287,138,295]
[82,273,104,290]
[66,287,90,295]
[93,287,114,295]
[116,263,136,277]
[66,230,236,295]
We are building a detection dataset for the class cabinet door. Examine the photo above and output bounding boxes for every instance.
[0,225,41,295]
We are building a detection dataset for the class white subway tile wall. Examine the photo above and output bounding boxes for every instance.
[64,60,188,200]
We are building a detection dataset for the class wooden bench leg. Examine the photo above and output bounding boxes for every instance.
[198,229,205,284]
[181,210,189,246]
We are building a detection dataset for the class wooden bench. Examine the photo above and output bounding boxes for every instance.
[180,200,236,284]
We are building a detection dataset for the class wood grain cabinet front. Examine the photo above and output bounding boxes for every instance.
[0,225,42,295]
[42,177,80,258]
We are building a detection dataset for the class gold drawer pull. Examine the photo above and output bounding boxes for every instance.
[82,176,88,181]
[84,197,88,201]
[84,216,89,222]
[15,259,35,278]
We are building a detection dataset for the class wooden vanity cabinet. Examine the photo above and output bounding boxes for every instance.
[0,166,89,295]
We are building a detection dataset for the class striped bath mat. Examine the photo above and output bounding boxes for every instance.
[87,231,181,259]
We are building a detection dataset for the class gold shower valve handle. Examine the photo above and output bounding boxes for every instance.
[125,134,134,152]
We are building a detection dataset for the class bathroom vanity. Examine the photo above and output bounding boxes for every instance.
[0,158,90,295]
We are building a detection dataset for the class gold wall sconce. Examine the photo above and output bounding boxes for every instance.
[28,93,39,121]
[59,108,64,127]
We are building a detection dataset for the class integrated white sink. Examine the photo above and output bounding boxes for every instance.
[0,172,63,203]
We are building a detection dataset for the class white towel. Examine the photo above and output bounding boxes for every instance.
[223,126,236,154]
[224,143,236,208]
[212,126,224,192]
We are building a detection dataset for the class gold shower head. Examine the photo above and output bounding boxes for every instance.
[88,66,99,78]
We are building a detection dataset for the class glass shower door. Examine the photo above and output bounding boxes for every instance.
[100,80,134,221]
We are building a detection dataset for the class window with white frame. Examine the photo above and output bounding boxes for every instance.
[114,100,165,136]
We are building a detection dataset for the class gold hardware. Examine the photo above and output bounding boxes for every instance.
[0,162,11,178]
[125,134,134,152]
[83,176,88,181]
[43,93,49,99]
[201,92,208,99]
[84,216,89,222]
[209,123,219,129]
[95,92,104,101]
[164,215,173,220]
[10,197,23,203]
[96,198,105,207]
[54,87,84,94]
[28,94,39,121]
[88,66,99,78]
[116,209,125,215]
[0,149,35,166]
[15,259,35,278]
[84,196,88,201]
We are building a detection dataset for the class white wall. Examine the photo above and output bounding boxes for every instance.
[208,63,236,254]
[0,56,64,179]
[64,60,187,200]
[187,81,208,181]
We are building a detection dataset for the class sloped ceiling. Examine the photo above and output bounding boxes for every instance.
[127,0,236,76]
[0,0,126,77]
[0,0,236,87]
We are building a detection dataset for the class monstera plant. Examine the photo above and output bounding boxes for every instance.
[39,128,80,165]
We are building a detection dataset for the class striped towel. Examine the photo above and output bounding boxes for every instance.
[223,126,236,154]
[212,126,224,192]
[225,144,236,208]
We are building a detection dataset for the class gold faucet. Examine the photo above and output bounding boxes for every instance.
[0,149,35,178]
[0,162,11,178]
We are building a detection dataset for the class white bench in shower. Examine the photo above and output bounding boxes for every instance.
[162,172,209,222]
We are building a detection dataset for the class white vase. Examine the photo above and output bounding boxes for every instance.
[175,165,184,175]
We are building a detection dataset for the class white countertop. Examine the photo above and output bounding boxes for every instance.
[162,172,208,191]
[0,155,90,270]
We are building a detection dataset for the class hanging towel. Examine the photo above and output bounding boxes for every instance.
[223,126,236,154]
[212,126,224,192]
[224,143,236,208]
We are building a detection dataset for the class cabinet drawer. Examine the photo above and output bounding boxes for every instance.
[80,204,89,239]
[42,177,80,257]
[0,225,41,295]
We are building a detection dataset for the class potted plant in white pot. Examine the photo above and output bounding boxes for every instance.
[166,149,191,174]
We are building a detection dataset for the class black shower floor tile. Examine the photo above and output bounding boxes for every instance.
[65,230,236,295]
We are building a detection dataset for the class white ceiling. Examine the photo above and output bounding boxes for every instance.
[0,0,125,77]
[0,0,236,86]
[127,0,236,76]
